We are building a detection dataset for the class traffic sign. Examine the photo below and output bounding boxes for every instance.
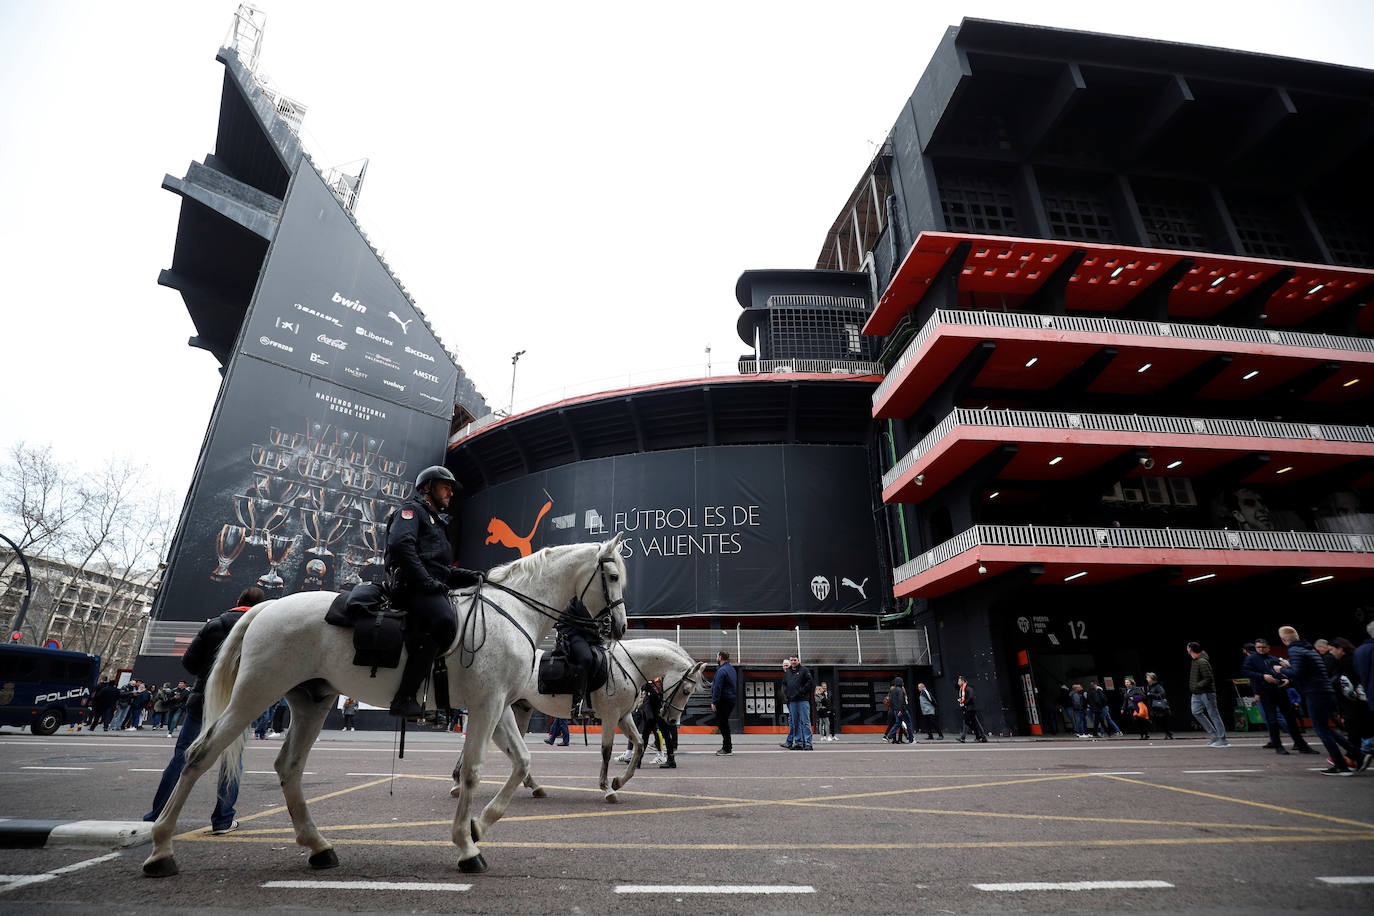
[43,639,60,650]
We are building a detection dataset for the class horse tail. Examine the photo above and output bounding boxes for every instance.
[188,601,269,790]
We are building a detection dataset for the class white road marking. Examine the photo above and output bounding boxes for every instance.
[1090,771,1144,775]
[245,770,314,775]
[346,772,405,777]
[128,768,165,772]
[1182,769,1259,774]
[974,880,1173,892]
[1316,876,1374,885]
[21,766,90,771]
[616,885,816,894]
[0,852,121,895]
[263,880,471,891]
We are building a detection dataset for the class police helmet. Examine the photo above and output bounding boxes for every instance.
[415,465,458,493]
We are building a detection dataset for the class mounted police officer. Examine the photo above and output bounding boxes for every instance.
[556,593,601,719]
[385,465,478,718]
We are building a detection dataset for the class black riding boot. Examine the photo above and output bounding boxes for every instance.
[389,641,434,718]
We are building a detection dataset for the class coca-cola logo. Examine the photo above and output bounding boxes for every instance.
[316,334,347,351]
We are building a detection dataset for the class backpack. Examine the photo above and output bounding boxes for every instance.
[1133,697,1149,719]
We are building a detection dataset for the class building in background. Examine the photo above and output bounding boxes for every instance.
[851,19,1374,734]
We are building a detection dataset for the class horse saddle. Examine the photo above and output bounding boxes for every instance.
[325,583,406,674]
[537,645,609,698]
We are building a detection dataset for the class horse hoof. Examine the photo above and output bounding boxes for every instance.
[458,853,488,874]
[611,777,623,791]
[604,790,619,804]
[309,848,340,869]
[531,787,547,799]
[449,784,461,799]
[142,856,179,878]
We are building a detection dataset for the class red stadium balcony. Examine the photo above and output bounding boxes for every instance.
[881,409,1374,504]
[892,524,1374,599]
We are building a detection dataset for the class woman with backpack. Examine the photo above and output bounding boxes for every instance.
[1121,677,1151,739]
[1146,672,1174,739]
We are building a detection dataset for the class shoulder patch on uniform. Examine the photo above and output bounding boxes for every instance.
[401,509,414,519]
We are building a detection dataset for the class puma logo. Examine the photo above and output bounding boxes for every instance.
[486,500,552,557]
[386,310,413,334]
[842,576,869,599]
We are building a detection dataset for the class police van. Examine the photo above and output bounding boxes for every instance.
[0,644,99,735]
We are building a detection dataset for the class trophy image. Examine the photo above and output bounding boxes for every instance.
[339,465,377,493]
[268,426,305,451]
[334,427,359,453]
[359,522,387,579]
[253,496,292,542]
[233,493,262,546]
[306,421,332,449]
[377,457,407,479]
[211,524,247,581]
[339,543,369,589]
[250,444,290,471]
[252,471,299,506]
[295,455,337,484]
[301,507,350,557]
[380,478,413,500]
[257,534,297,590]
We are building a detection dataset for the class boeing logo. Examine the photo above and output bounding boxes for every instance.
[404,345,435,363]
[355,326,394,347]
[332,292,367,314]
[259,336,294,353]
[316,334,347,351]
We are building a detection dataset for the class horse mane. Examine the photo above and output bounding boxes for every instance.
[485,541,594,588]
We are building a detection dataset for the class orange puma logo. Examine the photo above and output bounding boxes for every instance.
[486,500,552,557]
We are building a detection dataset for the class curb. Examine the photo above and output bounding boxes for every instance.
[0,818,152,849]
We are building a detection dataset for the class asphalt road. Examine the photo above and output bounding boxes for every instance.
[1,725,1371,914]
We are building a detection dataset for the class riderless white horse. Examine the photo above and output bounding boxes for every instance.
[450,638,705,803]
[141,535,628,877]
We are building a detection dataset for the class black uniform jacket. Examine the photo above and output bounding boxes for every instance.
[386,495,455,595]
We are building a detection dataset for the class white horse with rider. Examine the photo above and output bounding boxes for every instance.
[451,637,705,803]
[141,534,628,877]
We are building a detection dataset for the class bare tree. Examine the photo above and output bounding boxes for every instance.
[0,442,84,580]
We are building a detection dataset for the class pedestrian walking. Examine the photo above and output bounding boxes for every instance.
[711,650,736,756]
[884,678,913,743]
[1353,621,1374,758]
[1087,680,1123,737]
[1187,641,1229,746]
[167,681,189,733]
[1276,626,1364,775]
[544,716,571,746]
[916,682,943,740]
[1241,640,1315,755]
[1145,672,1174,739]
[1329,637,1369,766]
[956,675,988,742]
[1067,683,1089,737]
[143,587,265,835]
[1120,677,1150,739]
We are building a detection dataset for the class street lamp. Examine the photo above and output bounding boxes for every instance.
[508,350,527,415]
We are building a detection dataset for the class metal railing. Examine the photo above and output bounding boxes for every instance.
[765,294,869,311]
[882,407,1374,490]
[738,359,883,376]
[873,308,1374,408]
[894,524,1374,585]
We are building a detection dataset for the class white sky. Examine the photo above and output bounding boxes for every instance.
[0,0,1370,501]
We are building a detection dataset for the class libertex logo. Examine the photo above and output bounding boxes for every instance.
[486,499,553,558]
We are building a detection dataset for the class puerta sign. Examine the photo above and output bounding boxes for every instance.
[240,163,459,418]
[150,159,456,628]
[456,444,883,616]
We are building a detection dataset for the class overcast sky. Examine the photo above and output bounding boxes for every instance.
[0,0,1369,501]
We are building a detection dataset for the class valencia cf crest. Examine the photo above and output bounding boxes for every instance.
[401,509,414,520]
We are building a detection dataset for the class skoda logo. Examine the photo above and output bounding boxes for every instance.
[810,576,830,601]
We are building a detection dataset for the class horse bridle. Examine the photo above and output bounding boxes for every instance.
[661,665,700,721]
[578,555,625,641]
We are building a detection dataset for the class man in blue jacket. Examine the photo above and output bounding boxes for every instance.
[711,650,737,756]
[1241,641,1316,755]
[1355,621,1374,757]
[1277,626,1364,775]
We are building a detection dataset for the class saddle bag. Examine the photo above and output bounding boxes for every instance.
[324,583,406,675]
[538,651,577,696]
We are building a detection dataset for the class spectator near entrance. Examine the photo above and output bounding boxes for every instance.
[780,655,814,750]
[1241,640,1315,756]
[1087,680,1123,738]
[1187,642,1229,747]
[1120,677,1150,739]
[1276,626,1365,776]
[815,683,835,742]
[710,650,736,757]
[1067,683,1089,737]
[916,681,943,740]
[1329,637,1369,764]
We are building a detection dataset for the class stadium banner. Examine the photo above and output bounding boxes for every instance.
[456,444,883,616]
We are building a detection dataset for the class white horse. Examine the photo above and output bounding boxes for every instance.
[141,535,628,877]
[450,638,705,803]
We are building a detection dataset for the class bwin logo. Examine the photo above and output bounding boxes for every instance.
[331,292,366,314]
[387,311,413,334]
[810,576,831,601]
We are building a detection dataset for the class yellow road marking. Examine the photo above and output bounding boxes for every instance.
[173,776,395,841]
[1100,775,1374,831]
